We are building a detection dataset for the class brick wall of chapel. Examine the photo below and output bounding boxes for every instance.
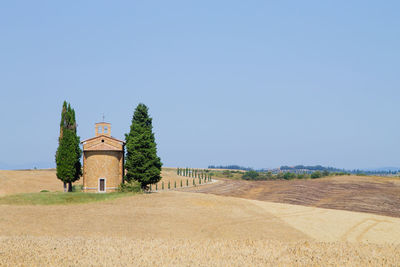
[83,151,123,192]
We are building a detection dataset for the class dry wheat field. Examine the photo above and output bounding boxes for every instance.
[0,168,186,196]
[0,169,400,266]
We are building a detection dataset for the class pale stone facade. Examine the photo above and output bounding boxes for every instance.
[81,122,125,193]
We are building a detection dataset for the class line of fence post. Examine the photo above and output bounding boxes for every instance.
[172,168,215,190]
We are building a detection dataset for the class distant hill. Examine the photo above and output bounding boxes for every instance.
[0,162,55,170]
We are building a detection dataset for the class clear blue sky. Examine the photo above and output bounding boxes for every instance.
[0,1,399,170]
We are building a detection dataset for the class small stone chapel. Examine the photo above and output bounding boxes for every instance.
[81,122,125,193]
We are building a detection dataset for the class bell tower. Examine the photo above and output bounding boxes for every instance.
[95,122,111,137]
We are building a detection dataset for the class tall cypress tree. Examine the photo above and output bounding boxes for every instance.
[55,101,82,192]
[125,103,162,188]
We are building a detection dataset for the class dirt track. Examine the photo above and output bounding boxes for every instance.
[181,175,400,218]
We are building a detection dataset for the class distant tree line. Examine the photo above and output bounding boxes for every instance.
[208,165,253,171]
[242,170,351,181]
[210,164,399,176]
[280,165,400,175]
[280,165,344,172]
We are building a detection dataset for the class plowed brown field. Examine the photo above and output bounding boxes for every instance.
[181,175,400,218]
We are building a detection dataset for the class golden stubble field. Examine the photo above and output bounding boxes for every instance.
[0,168,187,196]
[0,169,400,266]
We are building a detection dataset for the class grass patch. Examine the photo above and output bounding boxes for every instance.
[0,192,138,205]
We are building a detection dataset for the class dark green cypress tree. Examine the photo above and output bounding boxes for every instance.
[55,101,82,192]
[125,103,162,189]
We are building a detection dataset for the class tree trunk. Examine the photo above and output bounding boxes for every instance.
[63,182,67,192]
[68,182,73,192]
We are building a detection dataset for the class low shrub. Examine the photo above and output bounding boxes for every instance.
[311,171,322,179]
[242,170,259,180]
[118,180,142,193]
[296,174,306,179]
[222,170,234,177]
[71,185,83,192]
[283,172,296,180]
